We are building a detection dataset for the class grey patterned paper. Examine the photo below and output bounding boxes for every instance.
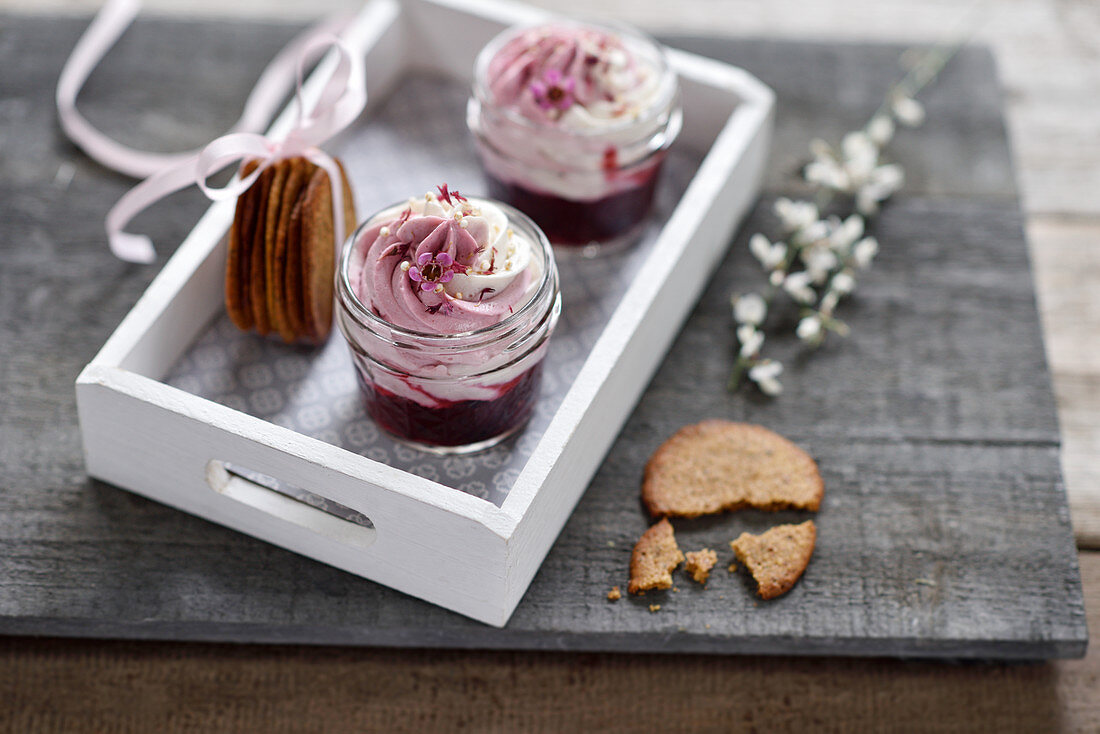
[166,74,701,508]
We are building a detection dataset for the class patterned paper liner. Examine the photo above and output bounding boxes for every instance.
[166,74,702,508]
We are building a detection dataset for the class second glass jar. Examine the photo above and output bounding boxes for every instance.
[467,20,682,255]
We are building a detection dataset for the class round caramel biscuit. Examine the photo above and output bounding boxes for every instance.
[642,420,824,518]
[261,159,290,341]
[300,161,355,343]
[300,166,335,342]
[225,159,261,330]
[284,193,308,340]
[337,158,357,242]
[627,517,684,595]
[730,520,816,600]
[271,158,311,343]
[249,166,276,336]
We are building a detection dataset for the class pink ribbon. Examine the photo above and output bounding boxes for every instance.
[57,0,366,263]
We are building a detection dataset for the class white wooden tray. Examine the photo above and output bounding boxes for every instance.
[75,0,773,627]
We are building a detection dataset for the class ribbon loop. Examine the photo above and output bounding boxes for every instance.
[57,0,366,263]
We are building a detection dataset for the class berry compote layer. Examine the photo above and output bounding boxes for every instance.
[357,363,542,449]
[485,163,661,247]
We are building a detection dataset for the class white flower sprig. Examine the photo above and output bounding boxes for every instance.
[730,42,958,396]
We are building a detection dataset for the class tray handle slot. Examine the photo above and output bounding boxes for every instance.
[205,460,377,550]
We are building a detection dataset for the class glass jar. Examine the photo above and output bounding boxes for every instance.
[467,19,682,255]
[335,198,561,454]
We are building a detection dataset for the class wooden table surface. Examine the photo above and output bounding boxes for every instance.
[2,0,1098,730]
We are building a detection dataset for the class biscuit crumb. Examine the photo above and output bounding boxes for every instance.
[730,521,816,600]
[728,562,738,573]
[628,518,685,594]
[607,586,621,601]
[684,548,718,584]
[649,604,661,613]
[642,421,823,518]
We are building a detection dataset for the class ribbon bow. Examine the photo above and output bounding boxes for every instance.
[57,0,366,263]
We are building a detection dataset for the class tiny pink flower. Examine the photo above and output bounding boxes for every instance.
[408,251,457,291]
[530,68,576,111]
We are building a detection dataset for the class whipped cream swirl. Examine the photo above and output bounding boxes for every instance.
[486,24,663,132]
[347,189,541,335]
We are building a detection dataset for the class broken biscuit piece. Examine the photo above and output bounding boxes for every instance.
[684,549,718,585]
[730,521,816,600]
[628,518,684,595]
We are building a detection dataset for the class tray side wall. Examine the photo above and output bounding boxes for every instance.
[76,365,514,626]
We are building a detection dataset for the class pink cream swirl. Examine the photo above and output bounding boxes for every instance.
[486,24,658,128]
[348,196,536,336]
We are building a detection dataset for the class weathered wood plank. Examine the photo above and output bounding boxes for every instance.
[0,17,1085,657]
[1,552,1097,732]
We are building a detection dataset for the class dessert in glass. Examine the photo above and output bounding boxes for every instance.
[336,186,561,454]
[467,20,682,255]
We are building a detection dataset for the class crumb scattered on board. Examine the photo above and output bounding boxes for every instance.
[607,586,621,601]
[649,604,661,613]
[684,548,718,584]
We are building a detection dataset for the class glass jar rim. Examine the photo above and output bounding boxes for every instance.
[336,197,559,344]
[471,17,679,140]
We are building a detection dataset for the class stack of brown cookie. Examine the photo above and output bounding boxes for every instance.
[225,156,356,344]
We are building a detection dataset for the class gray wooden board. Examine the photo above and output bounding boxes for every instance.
[0,15,1086,659]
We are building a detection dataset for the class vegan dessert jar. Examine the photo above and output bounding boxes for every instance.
[467,20,682,253]
[336,187,561,454]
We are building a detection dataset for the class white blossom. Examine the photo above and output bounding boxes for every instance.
[829,214,865,253]
[748,360,783,396]
[737,324,764,358]
[852,237,879,269]
[856,163,905,215]
[867,114,895,146]
[749,233,787,270]
[805,128,904,212]
[792,218,831,246]
[831,271,856,295]
[783,271,816,304]
[891,94,926,127]
[842,131,879,181]
[803,246,838,284]
[774,198,819,232]
[804,158,850,191]
[796,314,823,343]
[732,293,767,326]
[769,270,785,287]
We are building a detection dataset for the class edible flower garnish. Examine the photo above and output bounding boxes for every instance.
[408,251,458,292]
[436,183,467,206]
[530,69,576,112]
